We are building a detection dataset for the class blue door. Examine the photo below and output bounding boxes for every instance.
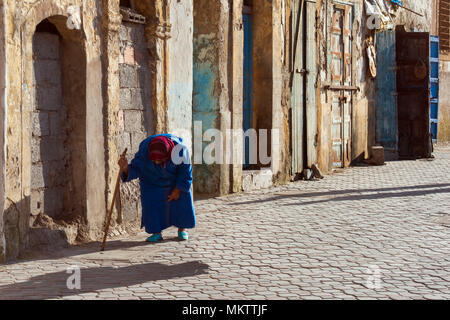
[375,30,398,150]
[243,13,253,168]
[430,36,439,142]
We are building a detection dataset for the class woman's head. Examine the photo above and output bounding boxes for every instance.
[148,136,175,164]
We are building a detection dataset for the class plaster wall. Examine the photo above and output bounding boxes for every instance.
[168,0,194,153]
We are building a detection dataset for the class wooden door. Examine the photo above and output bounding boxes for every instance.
[331,4,352,168]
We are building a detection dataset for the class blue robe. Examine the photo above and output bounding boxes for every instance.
[121,134,196,234]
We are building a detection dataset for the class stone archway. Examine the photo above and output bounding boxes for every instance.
[30,16,87,235]
[12,0,104,257]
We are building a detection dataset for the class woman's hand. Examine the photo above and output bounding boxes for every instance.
[168,188,181,202]
[118,154,129,174]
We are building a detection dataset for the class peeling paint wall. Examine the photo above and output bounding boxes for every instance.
[193,0,223,195]
[193,0,290,196]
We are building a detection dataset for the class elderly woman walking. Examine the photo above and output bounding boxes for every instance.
[118,134,195,242]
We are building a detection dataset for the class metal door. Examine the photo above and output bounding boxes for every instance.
[430,35,439,142]
[243,13,253,168]
[331,4,352,168]
[396,30,431,158]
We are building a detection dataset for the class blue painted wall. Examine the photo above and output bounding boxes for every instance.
[192,34,220,194]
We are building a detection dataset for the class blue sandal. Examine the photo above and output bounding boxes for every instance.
[146,234,163,243]
[178,231,188,241]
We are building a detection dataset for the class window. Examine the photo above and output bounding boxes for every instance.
[439,0,450,52]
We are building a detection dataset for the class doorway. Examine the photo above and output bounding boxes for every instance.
[30,16,87,227]
[330,4,353,168]
[396,28,432,159]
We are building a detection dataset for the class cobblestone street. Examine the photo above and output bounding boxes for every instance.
[1,146,449,300]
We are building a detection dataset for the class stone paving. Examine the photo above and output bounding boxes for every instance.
[1,146,449,300]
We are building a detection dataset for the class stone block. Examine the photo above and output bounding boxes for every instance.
[119,88,131,109]
[119,24,131,42]
[40,137,63,162]
[33,33,60,60]
[31,164,45,189]
[131,132,147,154]
[31,112,50,137]
[31,137,63,163]
[28,227,69,248]
[119,132,132,155]
[34,60,61,86]
[130,88,145,110]
[45,161,64,187]
[242,172,253,192]
[36,86,62,111]
[257,169,273,189]
[49,112,62,135]
[118,110,124,131]
[31,160,64,191]
[123,46,136,65]
[42,187,64,218]
[120,64,138,88]
[370,146,385,165]
[124,110,143,133]
[31,137,41,163]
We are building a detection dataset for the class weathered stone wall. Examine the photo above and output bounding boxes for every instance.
[30,31,65,220]
[193,0,290,196]
[193,0,224,195]
[0,0,5,262]
[118,18,152,224]
[30,19,88,228]
[391,1,433,32]
[2,0,106,260]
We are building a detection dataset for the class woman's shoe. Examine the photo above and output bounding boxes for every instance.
[146,234,163,242]
[178,231,188,241]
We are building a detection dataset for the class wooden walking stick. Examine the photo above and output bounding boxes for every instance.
[101,148,127,251]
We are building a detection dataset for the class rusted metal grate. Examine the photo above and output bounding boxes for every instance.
[439,0,450,52]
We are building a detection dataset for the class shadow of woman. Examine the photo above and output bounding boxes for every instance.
[0,260,209,300]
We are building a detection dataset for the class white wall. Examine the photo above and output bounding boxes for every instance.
[168,0,194,153]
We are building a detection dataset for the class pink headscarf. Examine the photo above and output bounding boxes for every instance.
[148,136,175,162]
